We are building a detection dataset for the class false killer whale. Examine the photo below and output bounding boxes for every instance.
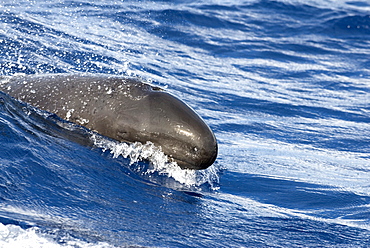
[0,74,217,170]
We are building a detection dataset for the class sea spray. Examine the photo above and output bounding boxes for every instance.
[90,133,220,190]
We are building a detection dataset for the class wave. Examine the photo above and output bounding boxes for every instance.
[0,222,114,248]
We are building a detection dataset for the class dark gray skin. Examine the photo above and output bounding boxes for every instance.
[0,74,217,170]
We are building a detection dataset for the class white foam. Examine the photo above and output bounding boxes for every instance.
[90,134,220,190]
[0,223,113,248]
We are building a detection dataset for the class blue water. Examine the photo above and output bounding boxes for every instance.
[1,0,370,247]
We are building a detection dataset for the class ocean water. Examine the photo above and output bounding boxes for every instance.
[0,0,370,247]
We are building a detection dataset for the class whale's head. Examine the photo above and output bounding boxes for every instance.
[113,84,218,170]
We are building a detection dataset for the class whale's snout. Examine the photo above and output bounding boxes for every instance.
[148,92,218,170]
[178,127,218,170]
[197,137,218,170]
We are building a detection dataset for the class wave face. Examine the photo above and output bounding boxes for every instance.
[1,0,370,247]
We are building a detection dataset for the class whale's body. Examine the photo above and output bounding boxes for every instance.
[0,74,217,170]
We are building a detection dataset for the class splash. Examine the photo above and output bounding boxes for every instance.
[0,222,114,248]
[90,133,220,190]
